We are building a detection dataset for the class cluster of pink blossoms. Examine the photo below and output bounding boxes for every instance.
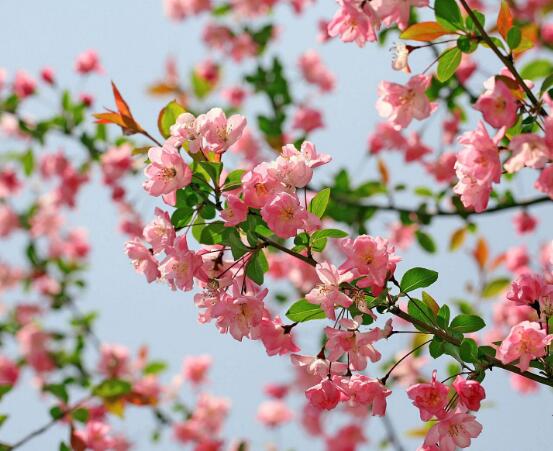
[407,371,485,451]
[328,0,429,47]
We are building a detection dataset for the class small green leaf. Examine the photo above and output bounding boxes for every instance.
[143,361,168,375]
[437,304,451,329]
[429,337,445,358]
[72,408,89,423]
[171,207,194,230]
[460,338,479,363]
[416,230,437,253]
[437,48,462,82]
[309,188,331,218]
[450,314,485,333]
[49,406,64,420]
[157,100,186,139]
[400,267,439,292]
[92,379,132,399]
[481,277,511,299]
[520,59,553,80]
[407,298,437,331]
[435,0,464,31]
[246,251,268,285]
[285,299,326,322]
[506,26,522,50]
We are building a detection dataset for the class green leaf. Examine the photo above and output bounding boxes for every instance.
[157,100,186,139]
[198,222,226,245]
[20,149,35,176]
[429,337,445,358]
[72,408,89,423]
[59,443,71,451]
[450,314,485,333]
[437,304,451,329]
[407,298,437,331]
[246,251,268,285]
[520,59,553,80]
[143,361,168,375]
[199,162,223,186]
[481,277,511,299]
[465,10,485,31]
[49,406,64,420]
[0,386,12,401]
[435,0,464,31]
[460,338,479,363]
[92,379,132,399]
[171,207,194,230]
[400,267,439,292]
[415,230,437,253]
[437,48,462,82]
[310,228,348,252]
[44,384,69,403]
[506,26,522,50]
[540,73,553,96]
[309,188,331,218]
[285,299,326,322]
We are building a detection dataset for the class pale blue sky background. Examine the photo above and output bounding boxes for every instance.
[0,0,552,450]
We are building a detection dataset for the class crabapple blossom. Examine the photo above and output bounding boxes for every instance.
[257,400,294,428]
[260,192,308,238]
[341,374,391,415]
[452,376,486,411]
[374,0,429,30]
[297,50,335,92]
[376,74,437,130]
[422,412,483,451]
[504,133,550,173]
[159,235,204,291]
[305,262,354,320]
[497,321,553,371]
[198,107,247,154]
[327,0,380,47]
[305,378,343,410]
[142,208,176,253]
[535,165,553,199]
[182,355,212,385]
[125,238,161,283]
[143,145,192,196]
[406,370,449,421]
[513,210,538,234]
[0,356,19,386]
[75,50,104,74]
[474,79,518,129]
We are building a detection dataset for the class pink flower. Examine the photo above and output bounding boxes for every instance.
[198,107,247,154]
[260,192,308,238]
[221,86,247,108]
[75,50,104,75]
[535,165,553,199]
[305,262,354,320]
[0,168,22,198]
[292,105,324,133]
[159,236,203,291]
[453,122,503,212]
[0,204,19,237]
[13,70,36,98]
[388,222,416,250]
[456,54,477,84]
[98,344,131,378]
[497,321,553,371]
[406,370,449,421]
[374,0,429,30]
[256,316,300,356]
[340,235,400,291]
[221,194,249,227]
[325,424,366,450]
[125,238,160,283]
[183,355,212,385]
[426,152,457,183]
[40,67,55,85]
[298,50,335,92]
[367,122,407,154]
[510,373,538,394]
[507,273,545,306]
[327,0,380,47]
[143,208,176,253]
[341,374,391,415]
[264,383,289,399]
[404,132,431,162]
[212,284,268,341]
[452,376,486,411]
[325,316,385,370]
[257,400,293,428]
[305,378,343,410]
[423,412,482,451]
[376,75,436,130]
[242,163,282,208]
[505,246,530,274]
[17,324,55,373]
[504,134,550,173]
[74,421,115,451]
[474,79,518,129]
[513,210,538,234]
[164,0,211,20]
[101,144,133,186]
[169,112,202,152]
[0,356,19,386]
[143,145,192,196]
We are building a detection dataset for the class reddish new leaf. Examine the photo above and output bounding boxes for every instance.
[497,1,513,40]
[473,237,489,270]
[93,82,144,135]
[400,22,453,42]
